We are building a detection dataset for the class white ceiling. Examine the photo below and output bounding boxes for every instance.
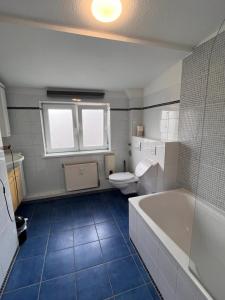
[0,22,187,89]
[0,0,224,89]
[1,0,225,46]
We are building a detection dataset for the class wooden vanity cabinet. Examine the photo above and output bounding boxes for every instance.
[8,167,23,211]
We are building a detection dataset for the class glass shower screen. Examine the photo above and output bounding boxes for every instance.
[188,19,225,300]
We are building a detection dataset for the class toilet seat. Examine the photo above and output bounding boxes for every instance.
[109,172,138,183]
[109,160,158,194]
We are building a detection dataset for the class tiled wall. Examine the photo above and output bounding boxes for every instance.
[127,93,143,141]
[143,62,182,140]
[178,30,225,211]
[4,88,129,200]
[144,104,179,141]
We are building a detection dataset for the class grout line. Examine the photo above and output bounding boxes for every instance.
[5,193,163,299]
[2,282,40,296]
[106,198,146,298]
[15,253,47,262]
[110,199,163,300]
[3,253,135,295]
[94,219,114,298]
[37,219,51,300]
[0,247,20,298]
[2,276,152,300]
[108,282,149,299]
[72,228,77,300]
[1,203,39,297]
[129,239,164,300]
[111,209,147,283]
[40,255,132,285]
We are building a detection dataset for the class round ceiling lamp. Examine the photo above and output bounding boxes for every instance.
[91,0,122,23]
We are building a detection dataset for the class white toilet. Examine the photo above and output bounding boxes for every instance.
[109,159,157,195]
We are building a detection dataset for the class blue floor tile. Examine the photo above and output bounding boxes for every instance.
[74,225,98,246]
[47,230,74,252]
[7,191,162,300]
[54,199,74,208]
[32,210,53,224]
[74,241,103,271]
[34,202,53,213]
[126,240,136,254]
[52,208,73,223]
[115,285,158,300]
[16,204,36,219]
[117,222,129,236]
[28,221,51,237]
[43,248,75,280]
[39,274,76,300]
[76,265,112,300]
[133,254,151,283]
[72,213,94,228]
[51,220,73,233]
[107,256,144,294]
[121,230,130,243]
[17,235,48,260]
[147,282,160,300]
[96,221,120,239]
[53,212,73,222]
[6,256,44,291]
[71,203,90,216]
[92,209,113,223]
[2,285,39,300]
[100,237,130,262]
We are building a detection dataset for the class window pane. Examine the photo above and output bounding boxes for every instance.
[48,109,74,149]
[82,109,104,147]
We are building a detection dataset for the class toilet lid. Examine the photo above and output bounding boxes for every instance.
[109,172,135,182]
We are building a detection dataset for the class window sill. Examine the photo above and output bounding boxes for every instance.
[43,150,113,158]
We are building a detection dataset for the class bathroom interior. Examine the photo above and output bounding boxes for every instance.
[0,1,225,300]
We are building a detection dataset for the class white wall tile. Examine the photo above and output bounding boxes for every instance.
[176,268,198,300]
[144,104,179,141]
[157,270,177,300]
[5,88,130,199]
[157,246,178,292]
[0,264,4,288]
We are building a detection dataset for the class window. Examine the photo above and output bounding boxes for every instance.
[41,102,110,155]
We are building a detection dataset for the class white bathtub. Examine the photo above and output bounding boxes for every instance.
[129,189,213,300]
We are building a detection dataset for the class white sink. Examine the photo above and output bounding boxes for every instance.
[5,152,24,168]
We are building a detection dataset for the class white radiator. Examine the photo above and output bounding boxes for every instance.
[64,162,99,192]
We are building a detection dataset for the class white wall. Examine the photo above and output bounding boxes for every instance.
[143,61,182,140]
[4,88,129,200]
[125,89,143,141]
[0,129,18,288]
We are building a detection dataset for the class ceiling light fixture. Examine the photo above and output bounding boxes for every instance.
[91,0,122,23]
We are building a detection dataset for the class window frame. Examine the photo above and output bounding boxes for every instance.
[77,103,110,151]
[40,101,111,155]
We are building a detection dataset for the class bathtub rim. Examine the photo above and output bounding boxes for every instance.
[129,188,213,300]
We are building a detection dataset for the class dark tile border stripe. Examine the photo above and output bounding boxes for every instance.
[8,107,41,110]
[143,100,180,110]
[110,108,142,111]
[7,100,180,112]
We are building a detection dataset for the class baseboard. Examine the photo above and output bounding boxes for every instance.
[22,188,117,204]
